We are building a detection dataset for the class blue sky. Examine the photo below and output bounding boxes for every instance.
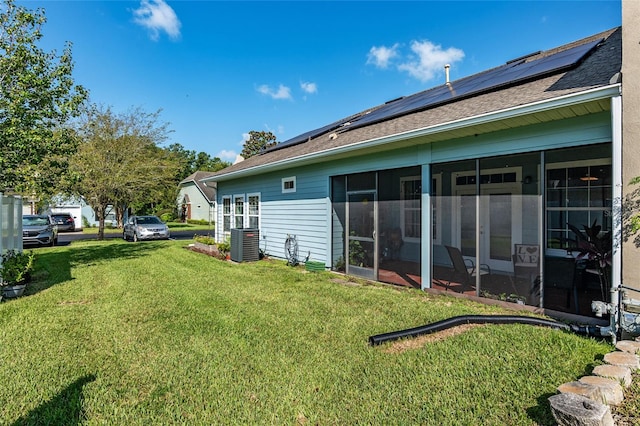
[26,1,621,162]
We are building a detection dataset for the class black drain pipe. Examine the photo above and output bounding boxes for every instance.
[368,315,572,346]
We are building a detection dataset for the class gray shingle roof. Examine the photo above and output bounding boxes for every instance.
[179,171,217,202]
[208,27,621,181]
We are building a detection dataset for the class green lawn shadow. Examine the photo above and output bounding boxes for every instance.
[11,374,96,426]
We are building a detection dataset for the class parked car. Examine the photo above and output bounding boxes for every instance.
[51,212,76,232]
[123,215,170,242]
[22,215,58,247]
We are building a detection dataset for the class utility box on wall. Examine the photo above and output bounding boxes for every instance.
[230,228,260,262]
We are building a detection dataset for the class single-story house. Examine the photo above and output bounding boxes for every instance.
[177,171,216,223]
[36,195,115,229]
[202,20,639,319]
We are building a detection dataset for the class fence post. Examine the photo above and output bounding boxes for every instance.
[0,193,24,265]
[0,192,4,257]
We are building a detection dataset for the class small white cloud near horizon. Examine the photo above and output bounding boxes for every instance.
[367,43,399,69]
[217,149,237,161]
[367,40,464,83]
[132,0,181,41]
[300,81,317,94]
[257,84,292,100]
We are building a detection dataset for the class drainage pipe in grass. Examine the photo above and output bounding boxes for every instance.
[368,315,572,346]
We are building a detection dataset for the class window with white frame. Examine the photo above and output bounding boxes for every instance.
[234,195,244,228]
[546,160,612,250]
[247,193,260,229]
[222,197,231,232]
[400,176,421,242]
[282,176,296,193]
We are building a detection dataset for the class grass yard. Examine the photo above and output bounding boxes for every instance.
[0,239,631,424]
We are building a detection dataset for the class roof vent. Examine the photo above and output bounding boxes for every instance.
[329,133,338,140]
[444,64,451,84]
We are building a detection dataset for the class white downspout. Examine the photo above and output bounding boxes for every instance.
[611,93,623,341]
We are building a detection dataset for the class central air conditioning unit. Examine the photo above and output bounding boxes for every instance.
[230,228,260,262]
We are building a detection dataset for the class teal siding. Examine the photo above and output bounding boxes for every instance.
[431,112,611,163]
[216,111,612,269]
[217,165,330,264]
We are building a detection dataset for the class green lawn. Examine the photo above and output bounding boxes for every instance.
[0,240,629,424]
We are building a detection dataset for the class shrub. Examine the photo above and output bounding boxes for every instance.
[187,219,210,226]
[193,234,216,245]
[217,239,230,254]
[160,212,174,222]
[155,208,175,221]
[0,250,35,286]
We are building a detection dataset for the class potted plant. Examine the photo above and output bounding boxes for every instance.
[1,250,35,299]
[567,219,612,301]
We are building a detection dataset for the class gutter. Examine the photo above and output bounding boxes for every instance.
[202,84,621,183]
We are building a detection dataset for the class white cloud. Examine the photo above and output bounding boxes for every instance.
[366,44,399,69]
[133,0,181,41]
[397,40,465,82]
[257,84,292,100]
[217,149,237,161]
[366,40,464,83]
[300,81,317,94]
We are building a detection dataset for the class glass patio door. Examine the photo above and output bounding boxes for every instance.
[346,191,378,280]
[481,186,521,272]
[456,183,521,273]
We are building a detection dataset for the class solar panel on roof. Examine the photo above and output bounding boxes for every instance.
[265,37,602,154]
[262,120,343,153]
[347,38,601,130]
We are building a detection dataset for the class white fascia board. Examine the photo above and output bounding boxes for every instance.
[204,84,621,183]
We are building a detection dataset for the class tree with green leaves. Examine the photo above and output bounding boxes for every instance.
[240,130,277,159]
[68,106,180,240]
[624,176,640,248]
[193,151,229,173]
[159,143,229,219]
[166,143,230,178]
[0,0,87,195]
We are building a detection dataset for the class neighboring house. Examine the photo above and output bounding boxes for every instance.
[202,25,638,319]
[177,171,216,223]
[44,195,115,229]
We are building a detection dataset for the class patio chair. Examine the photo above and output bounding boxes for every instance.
[444,245,491,290]
[512,244,540,298]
